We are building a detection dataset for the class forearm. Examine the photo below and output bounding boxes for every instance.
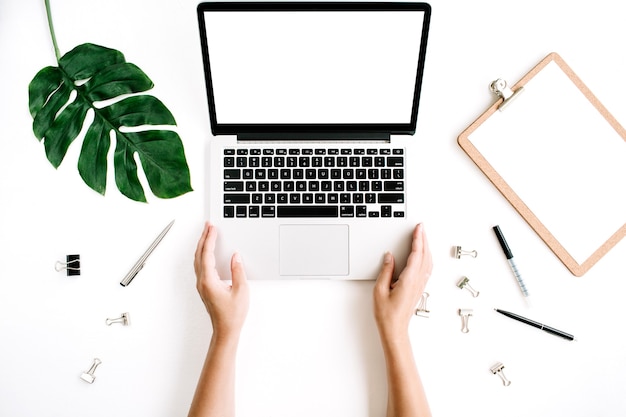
[380,334,431,417]
[188,335,240,417]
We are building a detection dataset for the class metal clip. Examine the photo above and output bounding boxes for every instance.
[490,362,512,386]
[456,276,480,297]
[490,78,524,111]
[106,312,130,326]
[414,292,430,318]
[458,309,473,333]
[453,246,477,259]
[80,358,102,384]
[55,254,80,276]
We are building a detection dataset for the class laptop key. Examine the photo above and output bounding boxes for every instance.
[224,181,244,192]
[384,181,404,191]
[387,157,404,167]
[262,206,276,217]
[224,206,235,218]
[224,169,241,179]
[236,206,247,218]
[224,194,250,204]
[277,206,338,217]
[340,206,354,217]
[378,193,404,204]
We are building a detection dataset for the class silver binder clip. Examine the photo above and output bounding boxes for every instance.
[490,362,512,386]
[458,309,473,333]
[414,292,430,318]
[456,276,480,297]
[80,358,102,384]
[106,312,130,326]
[490,78,524,111]
[55,254,80,276]
[453,246,477,259]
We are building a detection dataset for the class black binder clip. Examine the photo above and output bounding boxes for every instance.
[55,254,80,276]
[490,78,524,111]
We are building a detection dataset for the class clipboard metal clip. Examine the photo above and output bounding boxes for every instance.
[490,78,524,111]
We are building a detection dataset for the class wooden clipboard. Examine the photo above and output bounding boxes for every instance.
[458,52,626,276]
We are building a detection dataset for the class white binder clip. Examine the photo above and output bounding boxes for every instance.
[490,362,512,386]
[453,246,477,259]
[490,78,524,111]
[456,276,480,297]
[414,292,430,318]
[80,358,102,384]
[458,309,473,333]
[106,312,130,326]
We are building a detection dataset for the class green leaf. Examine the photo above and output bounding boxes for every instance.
[32,81,71,140]
[114,134,147,202]
[44,99,90,168]
[83,62,154,102]
[59,43,125,80]
[28,66,62,118]
[126,130,191,199]
[78,116,110,195]
[100,95,176,128]
[28,43,192,201]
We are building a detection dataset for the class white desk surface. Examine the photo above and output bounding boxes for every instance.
[1,1,625,416]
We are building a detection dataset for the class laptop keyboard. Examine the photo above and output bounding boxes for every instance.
[222,147,405,218]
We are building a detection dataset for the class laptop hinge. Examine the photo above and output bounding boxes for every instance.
[237,132,390,142]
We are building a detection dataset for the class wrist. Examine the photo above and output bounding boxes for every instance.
[378,330,411,353]
[210,330,241,350]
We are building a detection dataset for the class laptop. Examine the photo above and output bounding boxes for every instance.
[197,2,431,280]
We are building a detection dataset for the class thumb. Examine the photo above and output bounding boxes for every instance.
[375,252,395,293]
[230,252,248,290]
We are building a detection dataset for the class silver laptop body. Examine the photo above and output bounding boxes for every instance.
[197,2,431,280]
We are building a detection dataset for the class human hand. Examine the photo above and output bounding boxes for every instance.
[373,223,432,343]
[194,222,249,342]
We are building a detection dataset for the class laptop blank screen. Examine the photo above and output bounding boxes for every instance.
[198,3,430,136]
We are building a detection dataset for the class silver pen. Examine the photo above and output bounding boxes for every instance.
[120,220,175,287]
[493,225,529,297]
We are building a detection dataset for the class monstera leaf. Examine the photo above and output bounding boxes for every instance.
[28,42,192,202]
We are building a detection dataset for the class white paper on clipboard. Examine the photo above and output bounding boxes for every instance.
[458,53,626,276]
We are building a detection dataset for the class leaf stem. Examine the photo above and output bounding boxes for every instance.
[44,0,61,62]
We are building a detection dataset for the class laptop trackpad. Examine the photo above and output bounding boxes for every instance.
[279,225,349,277]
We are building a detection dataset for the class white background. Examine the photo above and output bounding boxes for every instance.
[1,1,625,416]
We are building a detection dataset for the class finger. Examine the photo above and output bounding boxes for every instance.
[203,223,218,263]
[375,252,395,294]
[417,223,433,274]
[194,222,210,273]
[230,252,248,291]
[411,223,422,254]
[406,223,427,269]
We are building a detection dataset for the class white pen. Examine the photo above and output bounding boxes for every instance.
[120,220,175,287]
